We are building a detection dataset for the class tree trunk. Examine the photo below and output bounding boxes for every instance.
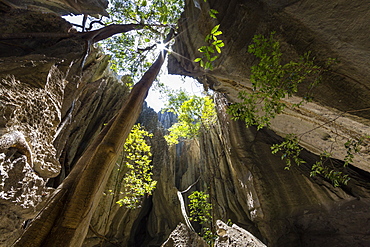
[13,43,169,247]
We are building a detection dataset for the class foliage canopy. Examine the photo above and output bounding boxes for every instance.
[102,0,184,78]
[162,89,217,145]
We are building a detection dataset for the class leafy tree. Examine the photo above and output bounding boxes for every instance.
[188,191,216,245]
[116,124,157,208]
[101,0,184,78]
[162,89,217,145]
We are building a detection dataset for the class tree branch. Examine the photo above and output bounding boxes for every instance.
[81,24,144,43]
[0,24,144,42]
[0,23,172,44]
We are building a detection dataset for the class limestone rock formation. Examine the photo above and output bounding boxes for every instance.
[0,8,129,246]
[169,0,370,171]
[166,0,370,246]
[1,0,370,247]
[161,223,208,247]
[214,220,266,247]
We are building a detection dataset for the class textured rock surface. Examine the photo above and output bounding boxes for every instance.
[169,0,370,172]
[1,0,370,247]
[0,10,128,246]
[215,220,266,247]
[165,1,370,246]
[166,94,370,246]
[82,105,186,246]
[161,223,208,247]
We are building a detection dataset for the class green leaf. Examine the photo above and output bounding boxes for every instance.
[213,31,222,36]
[211,24,220,34]
[217,42,225,47]
[210,56,218,62]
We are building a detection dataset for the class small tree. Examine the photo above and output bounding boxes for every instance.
[188,190,216,245]
[116,124,157,208]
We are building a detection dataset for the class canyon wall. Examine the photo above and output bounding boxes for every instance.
[0,6,130,246]
[0,0,370,246]
[165,0,370,245]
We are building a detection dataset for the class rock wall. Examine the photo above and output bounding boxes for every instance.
[169,0,370,172]
[82,104,183,247]
[197,95,370,246]
[0,8,129,246]
[82,94,370,247]
[165,0,370,246]
[1,0,370,247]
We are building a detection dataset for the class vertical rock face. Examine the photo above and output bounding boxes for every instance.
[198,95,370,246]
[85,94,370,247]
[82,105,186,247]
[169,0,370,171]
[163,0,370,246]
[0,8,129,246]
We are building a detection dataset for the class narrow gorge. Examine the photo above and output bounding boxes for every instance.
[0,0,370,246]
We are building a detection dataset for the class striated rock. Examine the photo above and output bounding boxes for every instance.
[215,220,266,247]
[0,9,129,246]
[82,104,185,247]
[169,0,370,172]
[167,1,370,244]
[81,95,370,246]
[199,94,370,246]
[157,110,177,130]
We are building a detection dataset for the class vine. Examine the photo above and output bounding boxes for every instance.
[194,1,225,70]
[225,32,368,187]
[227,32,334,130]
[271,134,369,186]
